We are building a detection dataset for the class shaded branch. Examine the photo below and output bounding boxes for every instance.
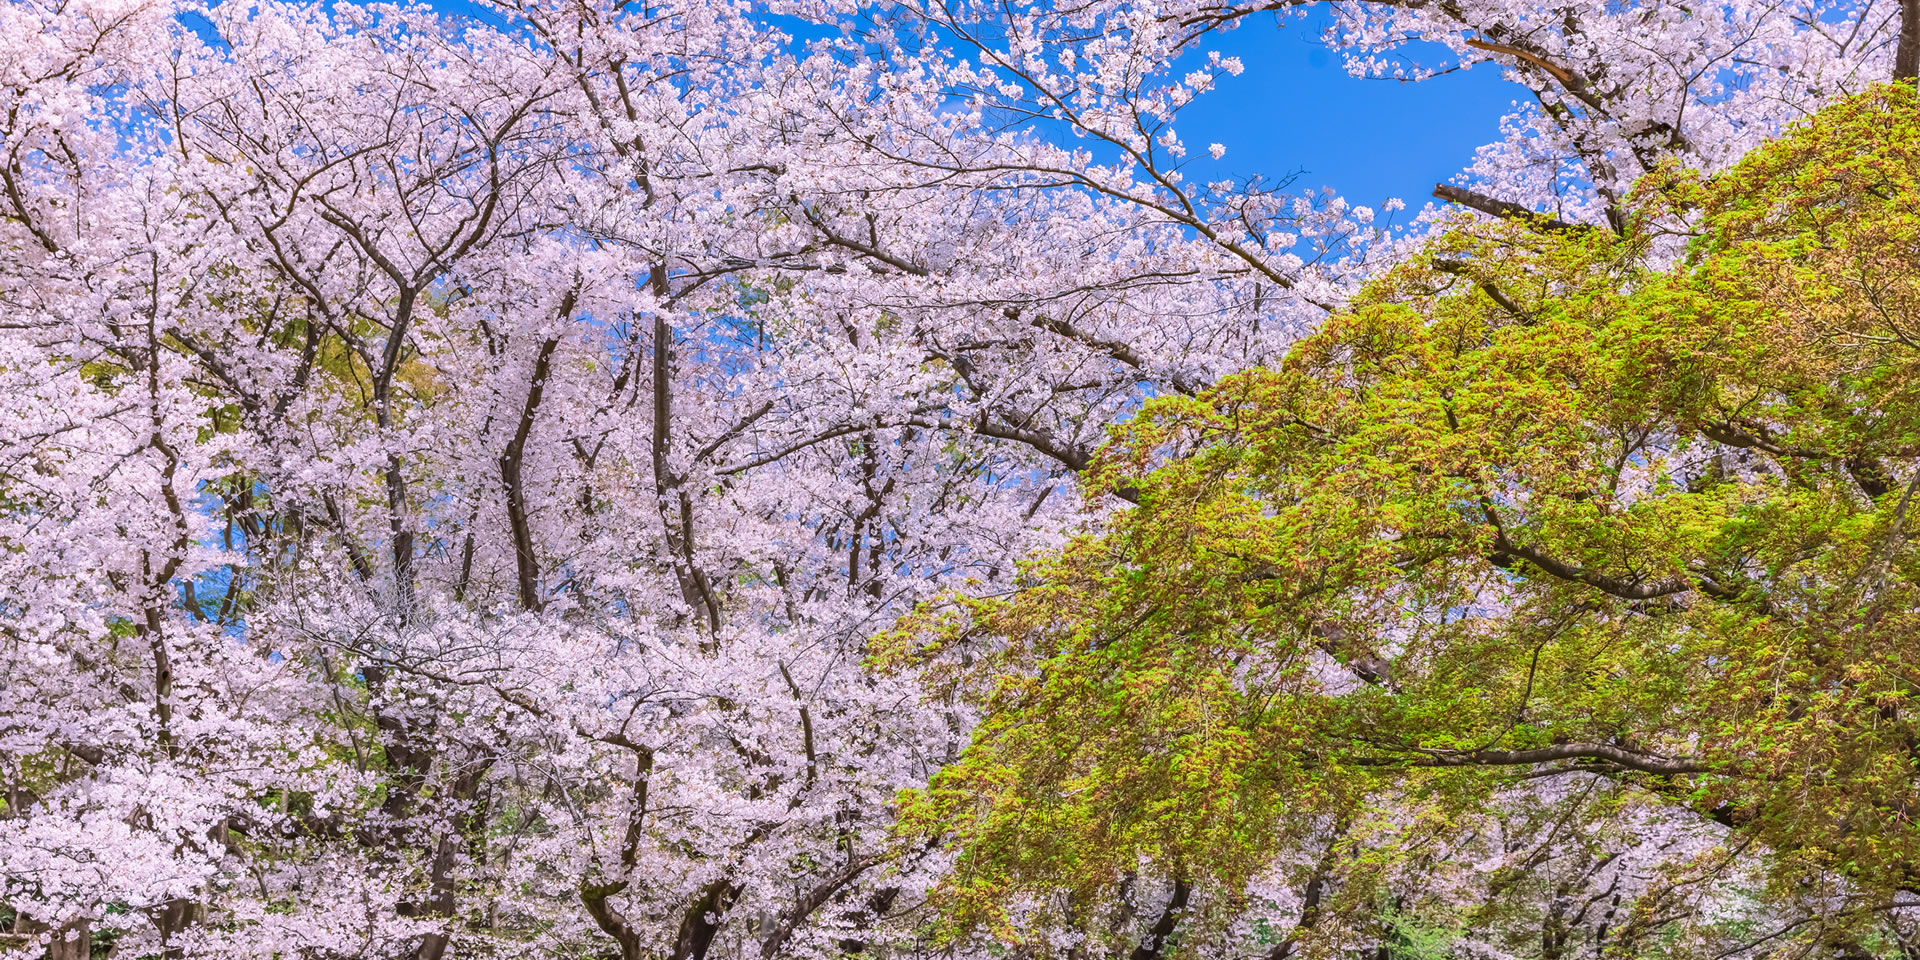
[1358,742,1709,776]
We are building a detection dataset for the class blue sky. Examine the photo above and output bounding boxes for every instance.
[420,2,1525,213]
[1171,13,1525,213]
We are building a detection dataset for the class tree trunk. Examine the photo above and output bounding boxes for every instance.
[1898,0,1920,81]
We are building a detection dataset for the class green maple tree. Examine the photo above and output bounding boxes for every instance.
[875,85,1920,955]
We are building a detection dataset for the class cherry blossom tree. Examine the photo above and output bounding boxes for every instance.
[2,0,1916,957]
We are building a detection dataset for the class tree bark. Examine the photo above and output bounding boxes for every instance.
[1128,880,1191,960]
[501,332,564,612]
[1897,0,1920,81]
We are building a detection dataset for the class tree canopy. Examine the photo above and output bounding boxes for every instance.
[7,0,1920,955]
[882,84,1920,957]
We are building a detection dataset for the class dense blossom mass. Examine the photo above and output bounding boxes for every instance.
[0,0,1917,958]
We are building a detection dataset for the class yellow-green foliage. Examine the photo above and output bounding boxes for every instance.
[877,85,1920,942]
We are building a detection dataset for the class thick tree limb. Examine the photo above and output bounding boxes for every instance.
[650,303,723,634]
[1464,38,1580,91]
[1433,184,1586,233]
[1268,833,1342,960]
[580,748,655,960]
[1898,0,1920,81]
[759,855,884,959]
[669,878,742,960]
[1487,529,1693,601]
[1701,418,1897,501]
[500,313,569,612]
[581,878,645,960]
[1128,880,1192,960]
[413,754,495,960]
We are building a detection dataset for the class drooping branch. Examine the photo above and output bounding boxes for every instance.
[1486,528,1692,602]
[1356,742,1709,776]
[1700,419,1898,500]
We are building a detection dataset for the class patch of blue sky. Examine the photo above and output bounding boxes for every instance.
[763,6,1525,216]
[1167,10,1525,213]
[185,478,269,638]
[221,0,1526,235]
